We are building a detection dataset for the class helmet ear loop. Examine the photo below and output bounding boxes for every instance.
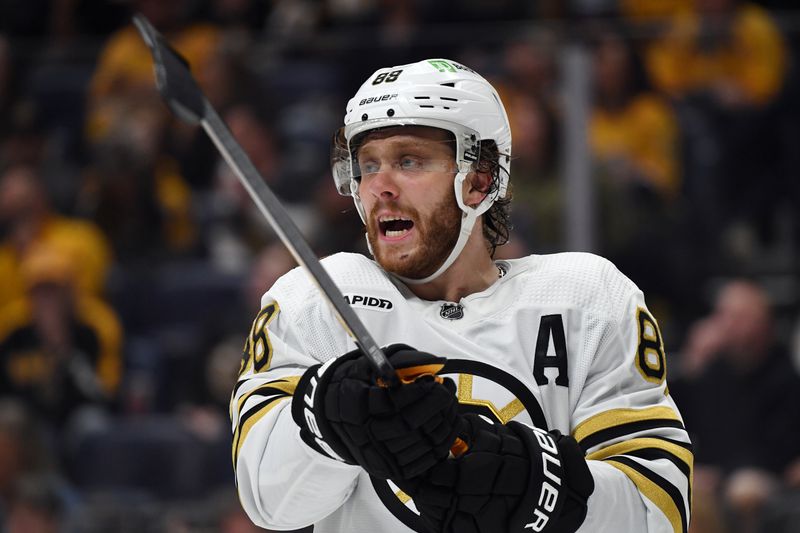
[452,170,491,257]
[454,168,496,218]
[349,178,368,224]
[348,179,374,255]
[496,155,511,200]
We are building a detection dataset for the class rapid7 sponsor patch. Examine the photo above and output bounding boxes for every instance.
[344,293,394,312]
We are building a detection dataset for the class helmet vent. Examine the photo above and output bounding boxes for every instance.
[440,97,458,102]
[414,96,431,100]
[419,105,435,109]
[440,82,455,87]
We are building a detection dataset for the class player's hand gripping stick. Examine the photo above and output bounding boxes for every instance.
[291,345,467,478]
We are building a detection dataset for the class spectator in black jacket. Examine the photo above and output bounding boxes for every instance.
[673,279,800,533]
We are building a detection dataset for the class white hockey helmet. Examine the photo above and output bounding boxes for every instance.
[331,58,512,284]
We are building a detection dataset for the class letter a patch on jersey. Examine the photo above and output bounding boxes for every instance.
[533,314,569,387]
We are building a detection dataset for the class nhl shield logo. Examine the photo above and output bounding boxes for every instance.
[439,303,464,320]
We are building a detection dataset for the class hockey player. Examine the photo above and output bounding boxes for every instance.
[231,59,692,533]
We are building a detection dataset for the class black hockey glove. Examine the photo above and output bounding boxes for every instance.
[290,344,461,480]
[397,413,594,533]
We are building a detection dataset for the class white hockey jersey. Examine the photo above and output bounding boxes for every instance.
[231,252,692,533]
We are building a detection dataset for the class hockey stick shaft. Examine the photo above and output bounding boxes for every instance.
[132,14,396,385]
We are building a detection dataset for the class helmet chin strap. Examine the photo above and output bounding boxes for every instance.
[357,171,493,286]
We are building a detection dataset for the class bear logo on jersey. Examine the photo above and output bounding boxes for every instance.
[370,358,547,532]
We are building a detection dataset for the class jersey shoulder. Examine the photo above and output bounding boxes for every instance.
[319,252,395,290]
[263,252,394,314]
[511,252,640,319]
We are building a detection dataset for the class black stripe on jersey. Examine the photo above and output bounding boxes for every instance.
[607,455,688,533]
[232,394,288,470]
[250,384,297,398]
[586,436,693,481]
[625,445,691,482]
[623,445,693,518]
[232,378,299,470]
[659,437,693,451]
[229,377,250,421]
[232,377,300,419]
[578,418,685,453]
[232,377,252,400]
[585,435,693,522]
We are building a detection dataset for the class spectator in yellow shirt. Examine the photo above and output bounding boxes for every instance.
[0,164,112,309]
[645,0,788,108]
[587,28,692,318]
[86,0,220,142]
[589,28,681,199]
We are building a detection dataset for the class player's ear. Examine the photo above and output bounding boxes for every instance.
[462,170,492,208]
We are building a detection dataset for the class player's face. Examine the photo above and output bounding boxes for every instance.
[356,127,461,279]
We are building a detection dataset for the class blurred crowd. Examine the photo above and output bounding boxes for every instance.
[0,0,799,532]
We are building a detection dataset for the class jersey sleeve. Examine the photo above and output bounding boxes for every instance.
[573,270,693,533]
[230,269,360,530]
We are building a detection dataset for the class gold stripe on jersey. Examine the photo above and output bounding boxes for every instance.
[592,437,694,527]
[605,457,687,533]
[587,437,694,511]
[232,396,289,470]
[586,437,693,475]
[457,374,525,424]
[573,406,683,447]
[233,376,299,420]
[232,377,300,469]
[395,489,411,504]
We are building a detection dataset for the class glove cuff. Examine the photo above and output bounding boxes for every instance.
[291,359,356,464]
[507,423,594,533]
[549,432,595,533]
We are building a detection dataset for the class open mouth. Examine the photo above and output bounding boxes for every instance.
[378,215,414,238]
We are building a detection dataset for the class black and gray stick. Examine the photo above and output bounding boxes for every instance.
[132,14,397,385]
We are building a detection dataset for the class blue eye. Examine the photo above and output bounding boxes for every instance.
[359,161,380,175]
[399,158,423,171]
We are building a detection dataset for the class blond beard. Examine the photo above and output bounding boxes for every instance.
[367,194,462,280]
